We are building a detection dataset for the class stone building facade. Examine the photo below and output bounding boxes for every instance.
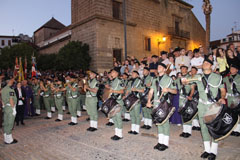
[35,0,206,72]
[71,0,205,72]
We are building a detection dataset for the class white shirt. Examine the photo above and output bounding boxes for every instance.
[175,56,191,72]
[190,57,204,74]
[162,58,170,66]
[17,88,24,105]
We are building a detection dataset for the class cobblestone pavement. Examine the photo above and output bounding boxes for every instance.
[0,110,239,160]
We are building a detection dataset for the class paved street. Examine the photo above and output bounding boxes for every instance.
[0,110,239,160]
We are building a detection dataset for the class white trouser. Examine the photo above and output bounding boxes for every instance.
[58,114,63,120]
[47,112,52,118]
[71,117,77,123]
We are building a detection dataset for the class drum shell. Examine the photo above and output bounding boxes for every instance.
[151,101,175,125]
[101,98,118,117]
[123,93,139,112]
[204,104,239,141]
[178,99,198,123]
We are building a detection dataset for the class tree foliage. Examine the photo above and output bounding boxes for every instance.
[0,41,91,71]
[0,43,36,70]
[55,41,91,71]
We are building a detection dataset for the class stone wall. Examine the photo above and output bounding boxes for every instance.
[39,37,71,54]
[57,0,206,72]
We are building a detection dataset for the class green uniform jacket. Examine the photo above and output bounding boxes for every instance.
[223,74,240,106]
[1,85,17,106]
[151,74,176,107]
[110,77,125,105]
[127,78,144,98]
[86,78,99,97]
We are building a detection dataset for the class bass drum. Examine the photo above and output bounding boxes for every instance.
[204,103,239,141]
[101,97,121,118]
[178,99,198,124]
[123,93,140,112]
[151,101,175,126]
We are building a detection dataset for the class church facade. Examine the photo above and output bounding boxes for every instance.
[34,0,206,72]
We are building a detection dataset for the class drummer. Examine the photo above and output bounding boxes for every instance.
[122,73,131,122]
[184,58,226,160]
[147,63,177,151]
[109,67,125,140]
[105,70,115,126]
[141,67,153,130]
[223,64,240,137]
[125,71,144,135]
[177,65,196,138]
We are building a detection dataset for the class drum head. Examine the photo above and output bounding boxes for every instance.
[204,103,222,124]
[108,104,121,118]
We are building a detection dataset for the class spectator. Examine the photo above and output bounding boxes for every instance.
[190,49,204,74]
[15,82,26,126]
[216,48,229,75]
[187,50,193,59]
[161,51,170,65]
[175,48,191,73]
[120,60,133,75]
[168,55,177,77]
[226,49,240,69]
[149,55,159,77]
[236,46,240,61]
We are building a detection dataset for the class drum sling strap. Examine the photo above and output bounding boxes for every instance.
[156,76,169,103]
[110,78,121,100]
[179,77,188,97]
[130,78,141,97]
[229,76,240,95]
[202,76,221,103]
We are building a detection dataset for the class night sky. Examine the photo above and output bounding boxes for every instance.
[0,0,239,41]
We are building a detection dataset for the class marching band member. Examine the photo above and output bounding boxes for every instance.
[141,67,153,129]
[147,63,177,151]
[109,68,125,140]
[183,59,226,160]
[122,73,131,122]
[85,71,99,132]
[32,78,41,116]
[40,79,52,119]
[105,71,115,126]
[176,65,196,138]
[190,67,201,131]
[52,79,64,122]
[126,71,144,135]
[66,75,79,125]
[1,78,18,144]
[223,64,240,137]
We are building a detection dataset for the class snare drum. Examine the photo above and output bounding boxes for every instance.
[204,103,239,141]
[101,97,121,118]
[151,101,175,126]
[123,93,140,112]
[178,99,198,124]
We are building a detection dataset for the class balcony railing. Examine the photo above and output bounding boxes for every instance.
[168,27,190,39]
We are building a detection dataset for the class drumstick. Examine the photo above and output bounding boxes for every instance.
[149,92,164,108]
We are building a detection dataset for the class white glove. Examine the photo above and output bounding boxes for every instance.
[12,107,16,116]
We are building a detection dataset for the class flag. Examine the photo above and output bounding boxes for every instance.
[13,57,19,77]
[31,54,37,77]
[18,57,24,82]
[24,56,27,79]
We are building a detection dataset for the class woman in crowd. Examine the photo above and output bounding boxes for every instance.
[216,48,229,76]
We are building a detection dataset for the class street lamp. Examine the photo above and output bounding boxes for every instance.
[158,36,167,56]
